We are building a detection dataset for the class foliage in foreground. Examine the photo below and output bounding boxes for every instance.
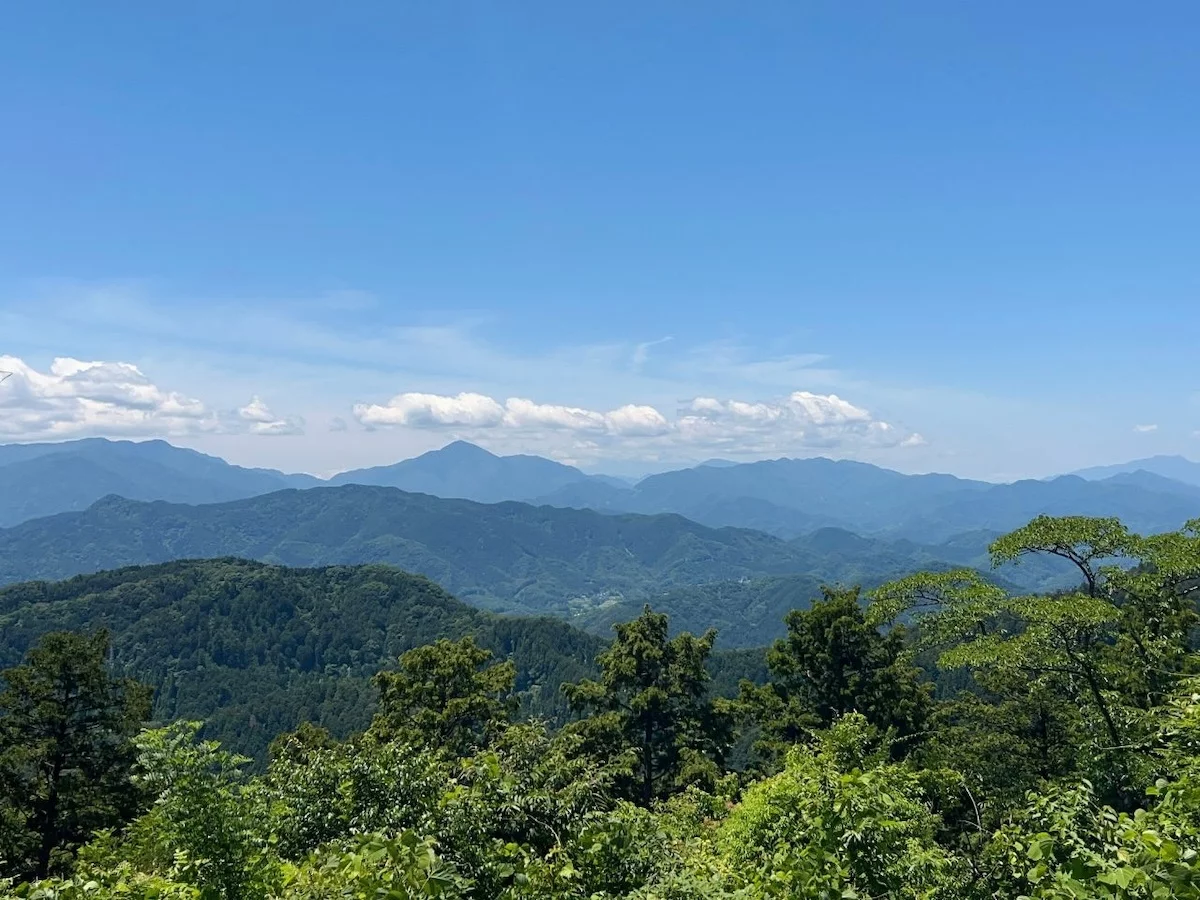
[4,514,1200,898]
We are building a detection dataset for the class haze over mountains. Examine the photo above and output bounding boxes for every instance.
[3,436,1199,538]
[1071,455,1200,487]
[3,436,1199,645]
[0,484,1070,647]
[0,438,318,527]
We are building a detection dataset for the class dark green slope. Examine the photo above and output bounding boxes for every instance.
[0,559,606,761]
[0,486,811,615]
[0,485,1084,647]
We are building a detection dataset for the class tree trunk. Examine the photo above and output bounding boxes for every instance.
[642,720,653,806]
[35,757,63,879]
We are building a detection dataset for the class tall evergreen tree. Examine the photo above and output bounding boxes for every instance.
[743,586,933,767]
[0,630,151,879]
[563,606,734,805]
[369,636,517,756]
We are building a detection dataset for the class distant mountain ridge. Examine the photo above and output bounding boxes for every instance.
[0,437,319,527]
[533,457,1200,541]
[1071,455,1200,488]
[0,484,1082,646]
[2,437,1199,547]
[328,439,605,502]
[0,437,611,527]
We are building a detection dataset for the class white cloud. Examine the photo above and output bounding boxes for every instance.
[605,404,672,437]
[675,390,900,453]
[354,391,505,428]
[0,355,303,440]
[350,387,916,463]
[1133,423,1158,433]
[355,393,677,440]
[502,398,609,432]
[238,397,305,436]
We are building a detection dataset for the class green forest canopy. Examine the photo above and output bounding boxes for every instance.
[3,514,1200,898]
[0,559,764,761]
[0,485,1084,648]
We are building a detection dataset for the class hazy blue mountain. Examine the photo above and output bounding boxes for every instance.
[895,474,1200,543]
[0,438,319,527]
[535,455,1200,542]
[1073,455,1200,487]
[6,437,1197,549]
[328,439,604,503]
[588,473,639,487]
[533,478,636,512]
[1097,470,1200,499]
[630,457,992,531]
[534,482,841,535]
[0,437,615,527]
[657,495,836,538]
[533,456,988,536]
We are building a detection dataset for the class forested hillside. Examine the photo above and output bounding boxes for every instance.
[0,488,811,613]
[0,486,1084,646]
[5,515,1200,898]
[0,559,764,761]
[0,560,600,759]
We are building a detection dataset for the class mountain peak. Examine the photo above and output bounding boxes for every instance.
[1072,456,1200,488]
[436,440,498,459]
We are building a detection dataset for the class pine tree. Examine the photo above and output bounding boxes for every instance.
[369,636,516,756]
[563,606,734,804]
[743,586,932,767]
[0,630,151,878]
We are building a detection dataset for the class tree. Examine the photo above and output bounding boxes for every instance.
[869,515,1200,809]
[742,586,933,767]
[717,714,966,899]
[0,630,151,879]
[562,606,734,805]
[370,636,517,756]
[117,722,263,900]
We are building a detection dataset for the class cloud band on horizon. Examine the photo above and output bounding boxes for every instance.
[352,387,924,460]
[0,355,304,439]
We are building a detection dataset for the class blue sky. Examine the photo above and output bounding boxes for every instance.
[2,2,1198,478]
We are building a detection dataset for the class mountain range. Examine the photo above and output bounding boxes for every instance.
[2,436,1197,646]
[0,437,319,527]
[0,482,1081,647]
[1071,455,1200,487]
[3,437,1198,542]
